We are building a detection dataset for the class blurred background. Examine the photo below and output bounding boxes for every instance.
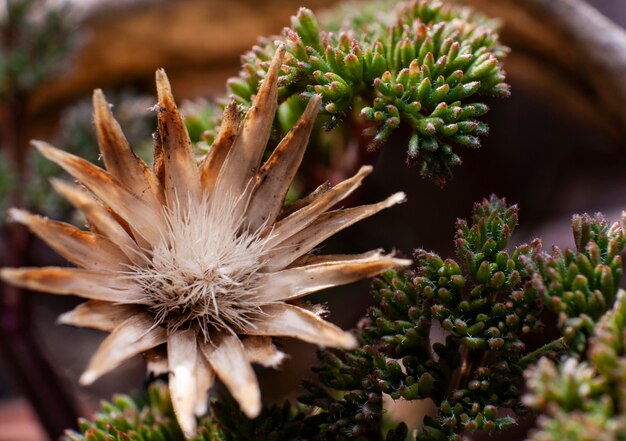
[0,0,625,439]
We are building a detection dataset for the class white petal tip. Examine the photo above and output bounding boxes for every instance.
[79,371,97,386]
[339,332,358,350]
[393,258,413,268]
[180,425,197,440]
[56,311,72,325]
[0,268,15,283]
[386,192,407,207]
[194,400,208,417]
[357,165,374,176]
[92,89,107,107]
[261,351,287,368]
[241,396,262,419]
[6,208,34,225]
[31,140,53,153]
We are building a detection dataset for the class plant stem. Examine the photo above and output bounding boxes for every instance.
[517,337,566,370]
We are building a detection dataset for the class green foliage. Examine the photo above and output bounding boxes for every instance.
[301,197,541,440]
[182,99,222,149]
[225,0,509,185]
[211,396,308,441]
[300,198,626,440]
[524,289,626,441]
[530,214,626,353]
[64,382,194,441]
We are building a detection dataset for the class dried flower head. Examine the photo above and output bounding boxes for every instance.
[0,46,410,437]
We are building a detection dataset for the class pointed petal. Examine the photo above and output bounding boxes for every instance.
[278,181,331,220]
[200,334,261,418]
[194,354,215,416]
[245,303,357,349]
[93,89,163,207]
[200,101,241,195]
[259,252,412,302]
[213,45,285,202]
[8,208,129,271]
[57,301,141,332]
[265,192,407,270]
[288,249,384,268]
[246,95,321,231]
[168,329,198,438]
[33,141,163,244]
[155,70,202,207]
[0,267,145,303]
[80,312,166,385]
[267,165,373,248]
[241,336,286,368]
[49,179,143,263]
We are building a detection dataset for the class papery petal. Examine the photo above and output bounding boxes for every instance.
[199,334,261,418]
[200,101,240,195]
[194,354,215,416]
[241,336,286,368]
[80,313,166,385]
[0,267,145,303]
[266,165,373,248]
[93,89,163,207]
[259,252,411,302]
[213,45,285,204]
[49,179,144,264]
[155,70,202,206]
[246,95,321,231]
[277,181,332,220]
[288,249,384,267]
[8,208,129,271]
[168,329,198,438]
[264,192,407,270]
[33,141,163,244]
[57,301,140,332]
[244,303,357,349]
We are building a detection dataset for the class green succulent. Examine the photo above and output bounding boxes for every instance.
[223,0,509,185]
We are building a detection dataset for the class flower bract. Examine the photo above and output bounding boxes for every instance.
[0,46,410,437]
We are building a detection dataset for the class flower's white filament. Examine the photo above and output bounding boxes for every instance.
[128,192,273,341]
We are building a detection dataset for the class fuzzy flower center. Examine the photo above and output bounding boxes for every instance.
[130,194,271,340]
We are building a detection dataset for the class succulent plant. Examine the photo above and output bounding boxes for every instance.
[225,0,509,185]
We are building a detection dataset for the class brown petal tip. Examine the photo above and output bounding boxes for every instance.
[92,89,110,115]
[155,69,175,108]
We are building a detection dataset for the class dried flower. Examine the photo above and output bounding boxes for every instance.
[0,46,410,437]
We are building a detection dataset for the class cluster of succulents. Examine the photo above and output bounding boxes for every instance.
[66,381,315,441]
[524,289,626,440]
[299,197,539,440]
[224,0,509,185]
[530,214,626,353]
